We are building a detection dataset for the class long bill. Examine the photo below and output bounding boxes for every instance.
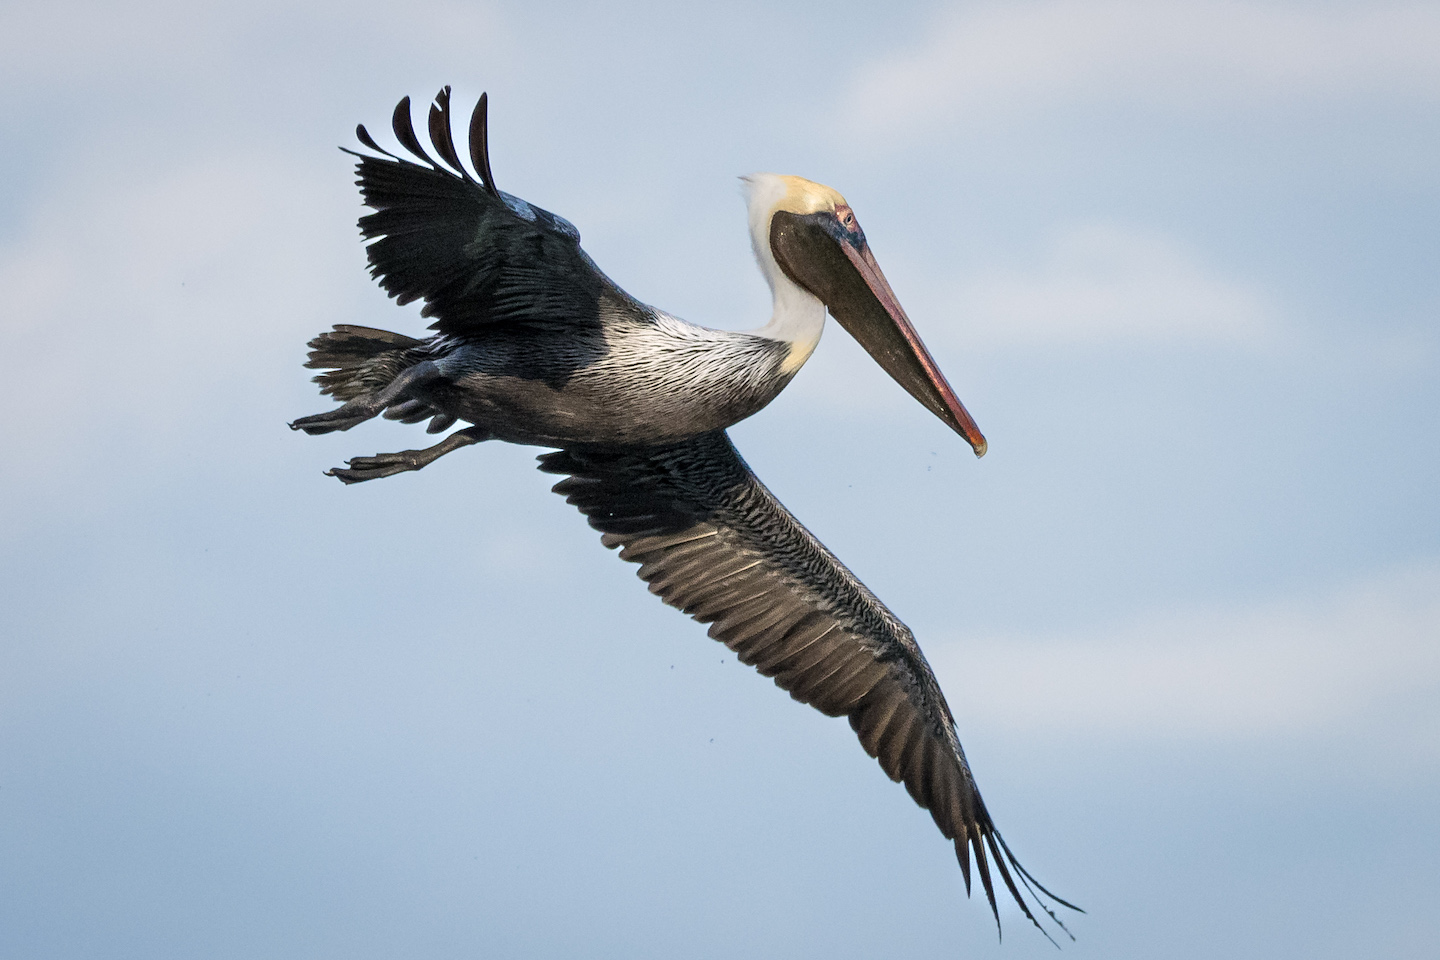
[770,210,988,457]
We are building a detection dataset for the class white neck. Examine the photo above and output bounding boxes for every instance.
[742,174,826,373]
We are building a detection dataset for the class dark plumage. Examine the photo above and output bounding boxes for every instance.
[293,88,1079,940]
[291,89,793,459]
[351,94,613,338]
[541,433,1078,941]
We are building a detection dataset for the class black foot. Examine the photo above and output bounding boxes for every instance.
[328,450,429,484]
[326,427,490,484]
[291,360,444,436]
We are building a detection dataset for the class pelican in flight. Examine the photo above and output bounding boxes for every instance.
[293,88,1078,940]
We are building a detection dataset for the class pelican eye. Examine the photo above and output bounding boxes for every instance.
[831,204,864,246]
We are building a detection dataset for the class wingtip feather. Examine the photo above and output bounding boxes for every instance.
[391,95,439,168]
[469,92,502,199]
[428,86,475,182]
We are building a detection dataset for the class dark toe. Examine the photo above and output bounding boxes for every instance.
[326,466,378,484]
[291,408,372,435]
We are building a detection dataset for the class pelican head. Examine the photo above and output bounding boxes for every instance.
[742,173,986,457]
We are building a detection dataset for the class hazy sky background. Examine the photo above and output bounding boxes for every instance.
[2,1,1437,957]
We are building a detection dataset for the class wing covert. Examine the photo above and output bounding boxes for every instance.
[346,88,646,336]
[538,432,1078,940]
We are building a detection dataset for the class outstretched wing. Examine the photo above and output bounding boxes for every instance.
[347,88,648,337]
[538,432,1079,940]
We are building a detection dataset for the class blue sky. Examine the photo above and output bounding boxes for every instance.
[2,1,1437,957]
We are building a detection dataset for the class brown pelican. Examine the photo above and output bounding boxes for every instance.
[293,88,1079,940]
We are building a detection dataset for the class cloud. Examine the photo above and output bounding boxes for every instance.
[934,563,1440,742]
[0,0,505,93]
[791,219,1276,412]
[762,219,1280,425]
[848,1,1440,139]
[0,144,354,497]
[951,221,1278,346]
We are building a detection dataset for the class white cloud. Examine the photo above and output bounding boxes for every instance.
[952,222,1278,346]
[848,1,1440,139]
[0,146,355,494]
[0,0,504,93]
[768,220,1279,421]
[790,219,1276,417]
[935,563,1440,742]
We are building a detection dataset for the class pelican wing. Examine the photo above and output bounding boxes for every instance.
[539,431,1076,938]
[346,88,645,337]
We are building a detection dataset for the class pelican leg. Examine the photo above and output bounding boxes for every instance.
[290,361,443,435]
[327,426,491,484]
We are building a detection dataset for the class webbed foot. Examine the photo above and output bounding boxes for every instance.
[326,426,490,484]
[290,360,443,435]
